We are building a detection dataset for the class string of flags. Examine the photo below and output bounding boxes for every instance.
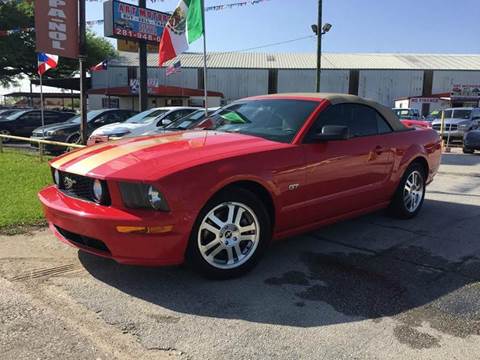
[205,0,270,12]
[0,0,273,37]
[1,0,272,12]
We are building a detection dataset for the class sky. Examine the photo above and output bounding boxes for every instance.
[2,0,479,95]
[85,0,480,54]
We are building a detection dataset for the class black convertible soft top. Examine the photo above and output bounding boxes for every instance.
[261,93,408,132]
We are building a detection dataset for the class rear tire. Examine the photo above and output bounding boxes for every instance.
[186,188,271,279]
[389,162,426,219]
[463,147,475,154]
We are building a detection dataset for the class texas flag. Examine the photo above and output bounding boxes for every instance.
[90,60,108,72]
[37,53,59,76]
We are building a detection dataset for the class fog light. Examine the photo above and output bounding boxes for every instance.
[54,169,60,186]
[92,179,103,203]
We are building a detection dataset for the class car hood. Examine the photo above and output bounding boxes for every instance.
[432,117,471,126]
[92,122,151,136]
[50,131,288,181]
[34,122,79,133]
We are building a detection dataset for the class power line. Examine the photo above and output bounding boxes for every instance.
[230,35,316,53]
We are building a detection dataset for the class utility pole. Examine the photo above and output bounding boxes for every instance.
[79,0,88,145]
[315,0,322,93]
[138,0,148,111]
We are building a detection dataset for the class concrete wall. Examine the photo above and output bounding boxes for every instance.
[358,70,424,107]
[277,70,349,93]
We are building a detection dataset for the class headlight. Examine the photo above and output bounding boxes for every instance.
[53,169,60,185]
[110,131,130,138]
[92,179,103,203]
[147,185,167,210]
[46,130,64,136]
[118,182,170,211]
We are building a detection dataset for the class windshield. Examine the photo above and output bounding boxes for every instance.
[5,110,29,120]
[0,109,21,117]
[165,110,210,130]
[211,100,319,143]
[67,110,107,124]
[125,109,168,124]
[444,109,472,119]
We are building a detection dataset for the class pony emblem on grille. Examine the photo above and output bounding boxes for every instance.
[63,176,77,190]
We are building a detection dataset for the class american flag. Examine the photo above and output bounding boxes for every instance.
[166,59,181,77]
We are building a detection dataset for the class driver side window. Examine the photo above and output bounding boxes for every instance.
[306,103,392,141]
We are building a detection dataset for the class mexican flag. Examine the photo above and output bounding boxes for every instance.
[159,0,204,66]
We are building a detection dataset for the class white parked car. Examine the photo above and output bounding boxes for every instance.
[87,107,199,145]
[141,108,220,135]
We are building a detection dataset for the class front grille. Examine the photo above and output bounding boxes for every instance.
[55,226,111,254]
[432,124,457,131]
[55,170,111,205]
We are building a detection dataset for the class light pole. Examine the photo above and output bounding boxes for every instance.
[312,0,332,92]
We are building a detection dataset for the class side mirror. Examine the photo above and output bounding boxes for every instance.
[195,118,214,130]
[157,118,172,127]
[311,125,349,141]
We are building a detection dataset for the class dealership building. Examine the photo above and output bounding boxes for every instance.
[89,51,480,115]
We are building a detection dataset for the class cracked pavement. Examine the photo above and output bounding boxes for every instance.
[1,150,480,359]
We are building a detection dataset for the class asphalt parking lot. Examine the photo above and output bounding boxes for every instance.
[1,150,479,360]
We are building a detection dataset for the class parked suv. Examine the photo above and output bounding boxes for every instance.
[431,108,480,141]
[0,109,74,142]
[32,109,137,152]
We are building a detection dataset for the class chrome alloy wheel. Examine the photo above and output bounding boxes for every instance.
[403,170,424,213]
[197,202,260,270]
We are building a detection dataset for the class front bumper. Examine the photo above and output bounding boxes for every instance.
[30,135,68,151]
[38,185,188,266]
[435,129,465,140]
[464,130,480,148]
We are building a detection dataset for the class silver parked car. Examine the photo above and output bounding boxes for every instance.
[431,108,480,141]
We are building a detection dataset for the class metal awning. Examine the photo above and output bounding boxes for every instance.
[30,77,91,91]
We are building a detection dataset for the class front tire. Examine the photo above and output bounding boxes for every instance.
[389,162,426,219]
[0,129,11,143]
[66,133,81,152]
[186,188,271,279]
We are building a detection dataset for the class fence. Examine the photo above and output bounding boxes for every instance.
[0,134,85,162]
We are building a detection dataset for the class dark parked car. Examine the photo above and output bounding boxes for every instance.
[31,109,137,153]
[0,109,74,142]
[463,119,480,154]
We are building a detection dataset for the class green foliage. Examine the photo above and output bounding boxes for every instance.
[0,1,118,86]
[0,150,52,231]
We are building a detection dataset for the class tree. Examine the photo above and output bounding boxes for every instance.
[0,1,118,86]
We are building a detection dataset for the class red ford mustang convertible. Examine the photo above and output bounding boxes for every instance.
[39,94,442,278]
